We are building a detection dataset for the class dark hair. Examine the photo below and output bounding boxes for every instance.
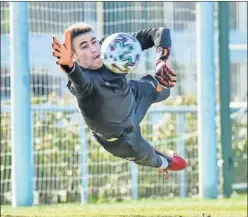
[65,23,93,51]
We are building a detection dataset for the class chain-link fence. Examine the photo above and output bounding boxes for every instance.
[1,2,247,204]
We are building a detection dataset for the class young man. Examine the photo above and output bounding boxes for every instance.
[52,23,187,178]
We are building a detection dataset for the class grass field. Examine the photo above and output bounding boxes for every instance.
[1,195,247,217]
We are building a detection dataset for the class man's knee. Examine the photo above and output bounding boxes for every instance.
[154,88,170,103]
[140,75,170,103]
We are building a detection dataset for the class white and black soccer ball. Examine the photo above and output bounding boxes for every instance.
[101,33,142,74]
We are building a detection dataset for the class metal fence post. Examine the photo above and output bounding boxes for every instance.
[176,113,187,197]
[196,2,218,198]
[130,162,138,200]
[218,2,233,198]
[10,2,33,206]
[79,121,88,204]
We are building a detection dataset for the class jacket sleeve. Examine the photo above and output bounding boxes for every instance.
[132,27,171,59]
[65,62,94,98]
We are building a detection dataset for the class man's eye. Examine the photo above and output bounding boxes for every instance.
[81,45,87,49]
[92,41,97,44]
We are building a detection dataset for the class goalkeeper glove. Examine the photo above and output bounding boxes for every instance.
[155,58,176,89]
[52,30,74,72]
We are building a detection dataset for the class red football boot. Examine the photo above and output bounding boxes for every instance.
[154,149,188,178]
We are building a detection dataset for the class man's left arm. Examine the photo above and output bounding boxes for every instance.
[99,28,176,88]
[99,28,171,60]
[133,28,176,88]
[132,27,171,61]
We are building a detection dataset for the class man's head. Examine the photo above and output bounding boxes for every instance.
[66,23,103,70]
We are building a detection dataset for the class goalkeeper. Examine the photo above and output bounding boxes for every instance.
[52,23,187,177]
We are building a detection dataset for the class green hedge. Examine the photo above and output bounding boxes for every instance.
[0,95,246,204]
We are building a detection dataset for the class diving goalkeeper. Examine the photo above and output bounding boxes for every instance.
[52,23,187,177]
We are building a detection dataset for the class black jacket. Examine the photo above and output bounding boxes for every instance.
[67,28,171,138]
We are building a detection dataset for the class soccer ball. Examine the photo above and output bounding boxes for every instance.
[101,33,142,74]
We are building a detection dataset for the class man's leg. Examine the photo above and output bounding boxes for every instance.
[93,74,187,170]
[93,126,187,171]
[93,126,162,168]
[128,127,187,171]
[141,74,171,103]
[128,75,187,172]
[130,74,170,125]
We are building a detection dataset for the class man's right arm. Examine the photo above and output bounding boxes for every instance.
[65,62,93,98]
[52,31,93,98]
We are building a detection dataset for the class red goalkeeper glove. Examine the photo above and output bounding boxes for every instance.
[155,59,176,89]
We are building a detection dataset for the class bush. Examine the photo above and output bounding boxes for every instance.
[0,94,247,204]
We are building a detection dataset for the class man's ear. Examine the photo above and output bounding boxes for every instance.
[72,52,78,62]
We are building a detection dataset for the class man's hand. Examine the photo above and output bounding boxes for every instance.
[155,60,176,88]
[52,30,74,69]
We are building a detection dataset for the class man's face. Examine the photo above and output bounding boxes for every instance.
[72,32,103,70]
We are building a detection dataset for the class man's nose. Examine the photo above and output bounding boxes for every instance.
[91,45,97,53]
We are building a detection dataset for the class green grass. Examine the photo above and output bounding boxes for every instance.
[1,195,247,217]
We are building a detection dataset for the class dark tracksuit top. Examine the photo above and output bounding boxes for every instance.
[67,28,171,140]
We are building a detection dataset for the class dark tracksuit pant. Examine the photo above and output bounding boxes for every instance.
[93,75,170,168]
